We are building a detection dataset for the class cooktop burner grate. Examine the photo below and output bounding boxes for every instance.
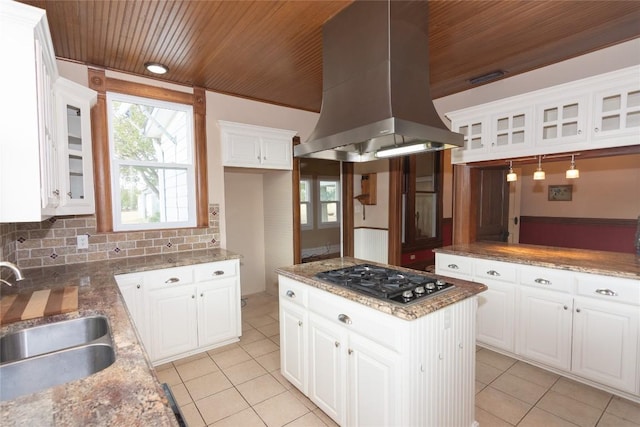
[315,264,454,304]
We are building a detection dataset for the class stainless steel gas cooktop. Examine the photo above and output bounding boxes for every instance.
[315,264,454,305]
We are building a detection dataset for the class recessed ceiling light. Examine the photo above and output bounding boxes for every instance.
[144,62,169,74]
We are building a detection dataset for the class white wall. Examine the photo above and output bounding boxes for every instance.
[520,154,640,219]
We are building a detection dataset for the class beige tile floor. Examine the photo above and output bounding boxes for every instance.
[156,292,640,427]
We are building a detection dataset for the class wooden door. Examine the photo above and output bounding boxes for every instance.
[477,168,510,242]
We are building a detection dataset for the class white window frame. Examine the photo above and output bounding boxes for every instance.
[300,176,313,230]
[106,92,196,231]
[317,176,340,229]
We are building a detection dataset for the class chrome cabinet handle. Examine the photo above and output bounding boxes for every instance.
[334,341,340,348]
[338,314,352,325]
[213,270,224,276]
[595,288,618,296]
[487,270,501,276]
[348,349,353,355]
[165,277,180,284]
[447,264,459,269]
[286,290,295,298]
[53,189,60,196]
[534,278,551,285]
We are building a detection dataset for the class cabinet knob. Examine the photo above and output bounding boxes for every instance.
[53,189,60,196]
[298,320,302,326]
[447,264,459,270]
[257,156,260,160]
[136,284,141,289]
[335,341,340,348]
[67,191,72,197]
[578,129,582,135]
[338,314,352,325]
[200,293,204,297]
[192,295,195,299]
[595,288,617,297]
[286,290,296,298]
[534,278,551,285]
[348,349,353,355]
[458,343,463,349]
[165,277,180,284]
[576,308,581,313]
[486,270,501,277]
[213,270,224,276]
[563,305,568,310]
[263,156,266,160]
[594,127,599,133]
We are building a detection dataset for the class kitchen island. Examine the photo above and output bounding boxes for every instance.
[0,248,240,426]
[276,257,487,427]
[434,242,640,403]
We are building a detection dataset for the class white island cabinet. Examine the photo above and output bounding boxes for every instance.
[435,250,640,401]
[279,275,479,427]
[115,259,241,365]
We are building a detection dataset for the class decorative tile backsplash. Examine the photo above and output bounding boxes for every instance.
[1,204,221,269]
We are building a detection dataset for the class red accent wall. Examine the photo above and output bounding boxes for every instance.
[519,216,636,254]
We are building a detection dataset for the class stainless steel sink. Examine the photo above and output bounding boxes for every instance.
[0,315,110,363]
[0,343,115,401]
[0,315,116,401]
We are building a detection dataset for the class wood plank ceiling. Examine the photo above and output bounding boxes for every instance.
[19,0,640,112]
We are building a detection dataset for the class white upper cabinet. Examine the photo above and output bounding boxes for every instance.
[0,2,97,222]
[0,1,59,222]
[55,78,97,215]
[447,65,640,164]
[220,120,297,170]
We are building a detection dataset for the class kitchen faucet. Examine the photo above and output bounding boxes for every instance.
[0,261,25,287]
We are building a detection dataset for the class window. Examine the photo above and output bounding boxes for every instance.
[300,178,313,230]
[318,178,340,228]
[107,93,196,231]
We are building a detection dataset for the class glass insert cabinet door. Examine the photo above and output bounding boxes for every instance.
[55,78,96,215]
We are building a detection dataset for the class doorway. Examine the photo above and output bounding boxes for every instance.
[477,168,510,242]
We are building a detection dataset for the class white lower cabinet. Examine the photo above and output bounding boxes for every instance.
[279,274,478,427]
[518,287,573,370]
[476,279,516,352]
[435,253,640,400]
[571,297,639,394]
[115,259,241,364]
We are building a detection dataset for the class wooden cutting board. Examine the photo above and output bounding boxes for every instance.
[0,286,78,325]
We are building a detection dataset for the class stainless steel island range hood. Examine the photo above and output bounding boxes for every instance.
[294,0,463,162]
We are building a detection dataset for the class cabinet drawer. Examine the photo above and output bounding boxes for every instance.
[143,266,193,291]
[194,260,238,282]
[308,288,403,352]
[474,259,517,283]
[436,254,473,278]
[279,276,309,308]
[519,265,574,293]
[575,273,640,306]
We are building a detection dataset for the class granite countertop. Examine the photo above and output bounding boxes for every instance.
[0,248,241,426]
[276,257,487,321]
[434,242,640,280]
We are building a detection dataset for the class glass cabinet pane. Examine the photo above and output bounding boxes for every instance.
[66,104,84,199]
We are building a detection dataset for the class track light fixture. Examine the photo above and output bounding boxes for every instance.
[533,155,546,180]
[506,161,517,182]
[566,154,580,179]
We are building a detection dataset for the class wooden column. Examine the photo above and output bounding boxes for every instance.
[341,162,354,257]
[88,68,112,233]
[387,158,402,266]
[292,137,301,264]
[452,164,478,244]
[193,87,208,227]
